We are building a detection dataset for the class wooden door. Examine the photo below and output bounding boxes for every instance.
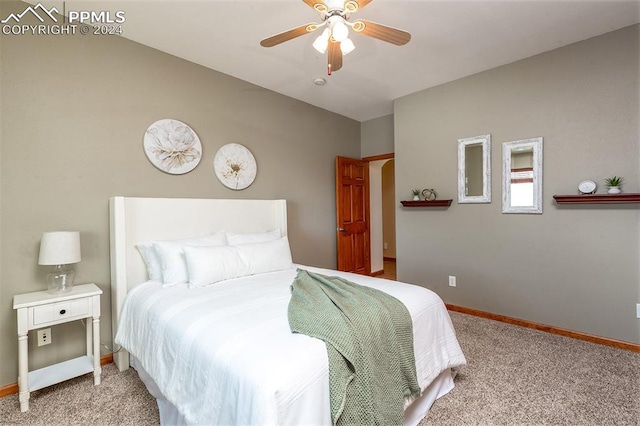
[335,156,371,275]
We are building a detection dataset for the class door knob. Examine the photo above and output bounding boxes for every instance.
[337,227,346,232]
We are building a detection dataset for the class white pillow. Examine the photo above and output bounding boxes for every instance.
[226,229,281,245]
[184,237,293,288]
[184,245,249,288]
[152,232,227,287]
[136,242,163,282]
[237,237,293,275]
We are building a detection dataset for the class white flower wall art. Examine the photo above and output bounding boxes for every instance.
[143,119,202,174]
[213,143,257,190]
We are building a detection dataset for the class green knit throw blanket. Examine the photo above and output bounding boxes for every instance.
[288,269,421,426]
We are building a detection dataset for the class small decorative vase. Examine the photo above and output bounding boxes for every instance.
[413,195,420,201]
[607,186,621,194]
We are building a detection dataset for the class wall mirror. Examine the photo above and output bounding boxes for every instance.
[502,137,543,214]
[458,134,491,203]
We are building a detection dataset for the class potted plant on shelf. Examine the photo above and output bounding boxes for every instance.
[411,189,421,201]
[604,176,623,194]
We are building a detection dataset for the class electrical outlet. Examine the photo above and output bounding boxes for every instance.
[448,276,456,287]
[37,328,51,346]
[636,303,640,319]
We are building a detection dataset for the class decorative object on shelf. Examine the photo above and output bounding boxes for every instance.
[604,176,623,194]
[578,180,597,194]
[213,143,257,190]
[411,189,421,201]
[421,188,437,201]
[143,119,202,175]
[38,231,81,293]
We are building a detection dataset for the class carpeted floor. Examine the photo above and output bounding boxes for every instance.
[423,313,640,425]
[0,362,158,426]
[1,312,638,425]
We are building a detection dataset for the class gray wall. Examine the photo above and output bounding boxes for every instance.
[361,114,394,157]
[0,1,359,386]
[395,25,639,344]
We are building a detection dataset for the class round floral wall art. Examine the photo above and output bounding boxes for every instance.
[213,143,257,190]
[143,119,202,174]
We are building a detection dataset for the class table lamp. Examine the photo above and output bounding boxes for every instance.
[38,231,81,293]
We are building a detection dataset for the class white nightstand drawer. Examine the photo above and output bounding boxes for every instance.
[31,298,92,326]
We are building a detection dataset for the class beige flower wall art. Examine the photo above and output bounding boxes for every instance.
[143,119,202,174]
[213,143,257,190]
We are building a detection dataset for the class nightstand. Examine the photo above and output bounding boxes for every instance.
[13,283,103,412]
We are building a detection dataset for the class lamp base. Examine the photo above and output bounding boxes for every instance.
[47,265,75,293]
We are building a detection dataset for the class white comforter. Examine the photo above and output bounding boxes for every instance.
[115,265,466,425]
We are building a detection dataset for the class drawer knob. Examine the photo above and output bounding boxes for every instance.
[59,309,66,315]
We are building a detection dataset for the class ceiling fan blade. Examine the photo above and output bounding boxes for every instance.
[352,19,411,46]
[301,0,328,13]
[327,39,343,74]
[260,23,321,47]
[344,0,373,13]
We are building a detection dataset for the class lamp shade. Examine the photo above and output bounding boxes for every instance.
[331,19,349,42]
[38,231,81,265]
[313,28,330,54]
[340,38,355,55]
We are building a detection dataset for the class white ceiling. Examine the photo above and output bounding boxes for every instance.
[39,0,640,121]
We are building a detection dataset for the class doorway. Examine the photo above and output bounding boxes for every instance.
[368,156,396,279]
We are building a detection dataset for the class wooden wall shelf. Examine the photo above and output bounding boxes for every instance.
[401,200,453,208]
[553,193,640,204]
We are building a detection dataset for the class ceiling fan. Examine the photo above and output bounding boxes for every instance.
[260,0,411,75]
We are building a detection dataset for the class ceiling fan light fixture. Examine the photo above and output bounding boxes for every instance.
[312,27,330,54]
[259,1,412,74]
[331,19,349,42]
[340,38,355,55]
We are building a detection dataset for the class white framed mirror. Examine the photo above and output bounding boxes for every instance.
[458,134,491,203]
[502,137,543,214]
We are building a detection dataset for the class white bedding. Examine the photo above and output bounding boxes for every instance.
[115,265,466,425]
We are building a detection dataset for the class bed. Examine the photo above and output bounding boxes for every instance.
[110,196,466,425]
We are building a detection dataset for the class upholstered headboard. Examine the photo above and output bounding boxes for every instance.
[109,196,287,370]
